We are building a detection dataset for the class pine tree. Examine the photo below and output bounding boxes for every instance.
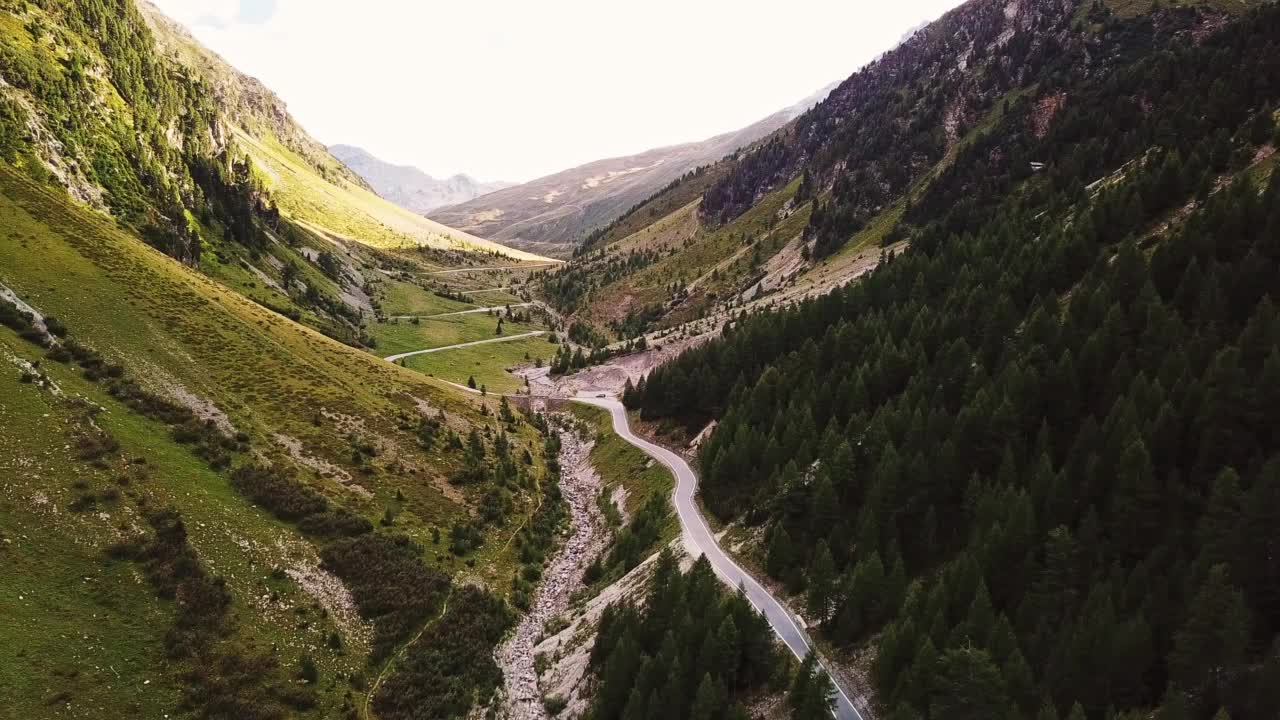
[1195,467,1243,574]
[806,541,837,623]
[598,632,642,718]
[931,647,1013,720]
[766,524,794,578]
[1169,564,1251,693]
[622,687,647,720]
[1156,687,1192,720]
[714,615,740,687]
[789,652,834,720]
[690,673,719,720]
[1036,700,1060,720]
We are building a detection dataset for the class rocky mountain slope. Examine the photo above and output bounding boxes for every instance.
[536,0,1276,344]
[614,0,1280,718]
[0,0,546,348]
[427,83,836,256]
[330,144,513,214]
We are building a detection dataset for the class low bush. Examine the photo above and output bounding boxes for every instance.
[371,586,512,720]
[320,533,450,661]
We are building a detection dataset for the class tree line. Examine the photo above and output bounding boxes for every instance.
[626,4,1280,719]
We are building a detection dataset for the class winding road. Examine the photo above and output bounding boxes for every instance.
[422,262,559,275]
[382,330,547,363]
[380,344,863,718]
[386,303,533,321]
[572,395,864,720]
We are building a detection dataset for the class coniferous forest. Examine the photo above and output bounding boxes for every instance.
[626,4,1280,719]
[586,550,792,720]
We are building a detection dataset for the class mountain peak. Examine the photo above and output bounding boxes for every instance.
[329,145,511,213]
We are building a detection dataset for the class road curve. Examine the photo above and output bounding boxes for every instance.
[572,395,863,720]
[382,330,547,362]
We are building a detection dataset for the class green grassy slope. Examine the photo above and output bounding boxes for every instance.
[0,163,552,718]
[233,128,551,261]
[0,0,549,360]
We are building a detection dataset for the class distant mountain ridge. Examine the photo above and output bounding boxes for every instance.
[425,82,838,256]
[329,144,514,214]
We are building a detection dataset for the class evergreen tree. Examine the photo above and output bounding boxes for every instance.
[1169,564,1251,694]
[931,647,1013,720]
[806,541,837,623]
[766,524,795,578]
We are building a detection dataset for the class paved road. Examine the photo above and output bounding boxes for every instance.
[572,395,863,720]
[422,262,559,275]
[382,330,547,362]
[387,303,533,321]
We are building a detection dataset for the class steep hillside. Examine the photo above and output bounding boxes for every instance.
[427,83,834,256]
[330,144,513,214]
[0,3,565,718]
[0,0,546,349]
[537,0,1276,345]
[624,1,1280,719]
[0,158,563,718]
[133,1,546,260]
[136,0,368,192]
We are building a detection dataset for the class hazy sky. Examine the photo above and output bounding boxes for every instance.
[152,0,964,182]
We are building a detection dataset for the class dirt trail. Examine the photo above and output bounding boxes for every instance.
[364,592,452,720]
[495,417,607,719]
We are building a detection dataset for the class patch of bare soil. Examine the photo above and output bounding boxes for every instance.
[142,365,237,436]
[271,433,375,499]
[496,416,608,719]
[279,549,372,649]
[735,232,808,303]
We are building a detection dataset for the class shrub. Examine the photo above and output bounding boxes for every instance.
[320,534,450,661]
[298,654,318,684]
[41,316,67,338]
[543,694,568,716]
[230,465,327,521]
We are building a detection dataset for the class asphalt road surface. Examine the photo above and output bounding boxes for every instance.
[382,330,547,362]
[572,395,863,720]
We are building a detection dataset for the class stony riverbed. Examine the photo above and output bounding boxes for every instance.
[495,416,608,720]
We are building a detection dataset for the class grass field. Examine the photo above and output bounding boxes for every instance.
[460,288,525,305]
[370,311,545,357]
[0,163,552,716]
[378,277,477,316]
[405,335,559,394]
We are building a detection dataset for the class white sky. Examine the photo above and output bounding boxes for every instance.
[151,0,964,182]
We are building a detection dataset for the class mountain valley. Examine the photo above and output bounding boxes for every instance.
[2,0,1279,719]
